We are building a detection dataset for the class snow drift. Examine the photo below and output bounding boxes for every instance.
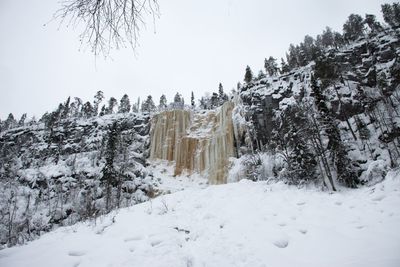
[1,168,399,267]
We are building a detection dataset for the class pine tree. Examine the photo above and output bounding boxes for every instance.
[107,97,118,114]
[61,97,71,119]
[71,97,83,117]
[118,94,131,113]
[287,44,299,69]
[264,57,278,76]
[288,127,317,183]
[210,92,219,108]
[190,92,195,108]
[4,113,17,130]
[81,102,94,118]
[99,105,107,116]
[101,121,119,211]
[218,83,228,105]
[311,77,359,188]
[321,27,334,48]
[257,70,266,79]
[93,91,104,115]
[333,32,345,49]
[272,105,317,184]
[18,113,27,127]
[280,58,290,74]
[244,65,253,83]
[365,14,384,34]
[172,93,184,109]
[141,95,156,112]
[301,35,319,63]
[343,14,365,41]
[159,94,167,110]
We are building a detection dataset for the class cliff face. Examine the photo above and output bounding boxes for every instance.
[150,102,236,184]
[0,113,154,247]
[238,29,400,185]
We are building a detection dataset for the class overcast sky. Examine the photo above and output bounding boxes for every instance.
[0,0,395,119]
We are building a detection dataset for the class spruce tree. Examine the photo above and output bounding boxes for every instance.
[18,113,27,127]
[210,92,219,108]
[264,57,278,76]
[273,105,317,184]
[61,97,71,119]
[190,92,195,108]
[81,101,94,118]
[244,66,253,83]
[311,76,359,188]
[321,27,334,48]
[99,105,107,116]
[280,58,290,74]
[141,95,156,112]
[93,91,104,115]
[218,83,228,105]
[4,113,17,130]
[107,97,118,114]
[118,94,131,113]
[343,14,365,41]
[365,14,384,33]
[172,93,184,109]
[159,94,167,110]
[101,121,119,211]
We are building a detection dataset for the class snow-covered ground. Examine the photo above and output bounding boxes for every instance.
[1,168,400,267]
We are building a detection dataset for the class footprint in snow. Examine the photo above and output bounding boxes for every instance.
[372,195,385,202]
[356,225,365,229]
[68,251,86,257]
[278,222,287,227]
[150,239,163,247]
[335,201,342,206]
[298,229,307,234]
[273,238,289,248]
[124,235,144,242]
[203,213,215,220]
[296,201,306,206]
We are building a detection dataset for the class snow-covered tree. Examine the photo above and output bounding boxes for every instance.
[171,92,184,109]
[107,97,118,114]
[93,91,104,115]
[191,92,195,108]
[244,65,253,83]
[343,14,365,41]
[4,113,17,130]
[118,94,131,113]
[264,57,278,77]
[141,95,156,112]
[18,113,27,127]
[159,94,167,110]
[81,101,94,118]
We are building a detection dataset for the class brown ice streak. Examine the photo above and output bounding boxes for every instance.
[149,102,236,184]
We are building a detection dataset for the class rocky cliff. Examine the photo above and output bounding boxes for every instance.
[0,113,154,246]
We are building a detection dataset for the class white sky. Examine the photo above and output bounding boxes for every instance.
[0,0,395,119]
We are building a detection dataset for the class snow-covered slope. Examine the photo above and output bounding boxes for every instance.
[1,168,399,267]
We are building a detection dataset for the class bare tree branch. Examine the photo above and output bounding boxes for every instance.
[54,0,159,56]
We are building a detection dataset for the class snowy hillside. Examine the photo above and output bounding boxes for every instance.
[1,167,399,267]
